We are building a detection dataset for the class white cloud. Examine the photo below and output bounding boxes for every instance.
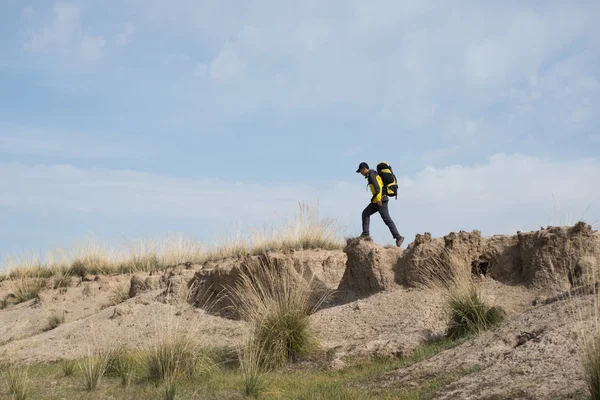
[1,154,598,243]
[80,35,105,60]
[26,2,106,62]
[116,23,135,47]
[28,2,81,54]
[194,63,207,77]
[209,42,245,81]
[0,123,146,160]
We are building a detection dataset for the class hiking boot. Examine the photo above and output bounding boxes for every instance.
[359,233,372,241]
[395,236,405,248]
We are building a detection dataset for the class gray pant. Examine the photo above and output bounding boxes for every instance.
[362,200,401,239]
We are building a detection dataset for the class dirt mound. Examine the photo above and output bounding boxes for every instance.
[397,222,600,291]
[373,294,593,399]
[190,250,346,318]
[519,221,600,289]
[315,278,536,364]
[479,235,521,283]
[335,238,403,302]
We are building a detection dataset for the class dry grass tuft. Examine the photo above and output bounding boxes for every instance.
[104,345,138,387]
[7,363,29,400]
[7,276,44,304]
[162,378,177,400]
[159,233,204,267]
[229,254,332,371]
[61,360,77,377]
[416,251,505,339]
[1,203,342,288]
[144,323,214,383]
[109,283,130,305]
[46,310,65,331]
[79,349,110,391]
[240,335,269,398]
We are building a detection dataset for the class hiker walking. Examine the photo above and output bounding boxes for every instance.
[356,161,405,247]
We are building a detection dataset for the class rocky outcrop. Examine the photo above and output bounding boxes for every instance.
[129,275,149,298]
[479,235,521,283]
[401,230,486,287]
[337,222,600,295]
[189,258,245,317]
[518,222,600,289]
[401,233,445,286]
[158,265,199,302]
[183,222,600,311]
[336,238,403,301]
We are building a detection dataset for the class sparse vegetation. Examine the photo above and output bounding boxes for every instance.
[104,346,137,387]
[145,327,214,382]
[109,283,130,305]
[416,251,505,339]
[162,379,177,400]
[446,285,506,340]
[0,338,464,399]
[7,364,29,400]
[230,255,332,371]
[240,336,268,398]
[0,202,342,281]
[7,276,43,304]
[79,350,110,391]
[46,310,65,331]
[61,360,77,377]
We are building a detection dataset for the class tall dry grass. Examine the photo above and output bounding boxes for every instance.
[79,349,110,391]
[7,363,29,400]
[144,312,215,383]
[229,255,332,371]
[416,251,505,340]
[0,202,342,282]
[239,334,268,398]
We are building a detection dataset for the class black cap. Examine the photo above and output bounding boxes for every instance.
[356,162,369,173]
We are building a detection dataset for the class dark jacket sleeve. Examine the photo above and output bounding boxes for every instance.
[368,170,381,202]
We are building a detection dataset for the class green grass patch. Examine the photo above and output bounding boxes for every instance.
[447,286,506,340]
[0,338,467,400]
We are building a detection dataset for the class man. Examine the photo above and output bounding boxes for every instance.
[356,162,405,247]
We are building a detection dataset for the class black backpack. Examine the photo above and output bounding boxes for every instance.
[376,162,399,199]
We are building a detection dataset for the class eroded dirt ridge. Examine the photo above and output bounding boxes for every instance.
[180,222,600,307]
[1,222,599,399]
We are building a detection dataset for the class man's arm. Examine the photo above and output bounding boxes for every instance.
[369,170,382,204]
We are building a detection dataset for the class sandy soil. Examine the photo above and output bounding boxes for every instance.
[375,295,594,399]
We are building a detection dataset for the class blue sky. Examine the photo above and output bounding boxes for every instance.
[1,0,599,264]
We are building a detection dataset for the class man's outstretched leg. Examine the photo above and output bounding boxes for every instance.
[378,201,404,247]
[361,203,379,239]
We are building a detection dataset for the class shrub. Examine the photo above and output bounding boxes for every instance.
[229,255,331,370]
